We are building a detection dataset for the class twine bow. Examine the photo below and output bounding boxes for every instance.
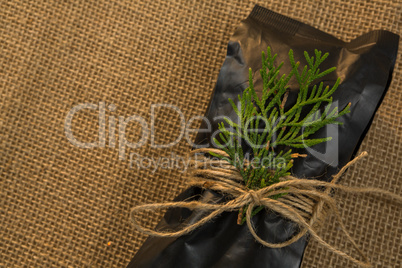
[131,149,402,268]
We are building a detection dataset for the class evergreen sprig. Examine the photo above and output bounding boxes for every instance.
[209,47,351,223]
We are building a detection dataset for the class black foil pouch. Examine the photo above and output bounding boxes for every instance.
[128,5,399,268]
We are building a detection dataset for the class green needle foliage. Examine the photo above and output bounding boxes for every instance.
[209,47,351,224]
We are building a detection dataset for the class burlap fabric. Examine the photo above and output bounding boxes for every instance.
[0,1,400,267]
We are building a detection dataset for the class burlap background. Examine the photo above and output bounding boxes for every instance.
[0,0,400,267]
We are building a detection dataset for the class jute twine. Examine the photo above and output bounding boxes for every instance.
[131,149,402,267]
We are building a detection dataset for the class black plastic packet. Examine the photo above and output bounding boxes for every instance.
[127,5,399,268]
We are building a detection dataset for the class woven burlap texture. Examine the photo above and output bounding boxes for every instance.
[0,1,400,267]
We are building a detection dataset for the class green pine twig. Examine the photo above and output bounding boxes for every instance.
[210,47,350,224]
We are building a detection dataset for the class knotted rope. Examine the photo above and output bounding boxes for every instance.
[131,149,402,267]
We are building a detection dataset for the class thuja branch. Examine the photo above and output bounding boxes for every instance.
[210,47,350,224]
